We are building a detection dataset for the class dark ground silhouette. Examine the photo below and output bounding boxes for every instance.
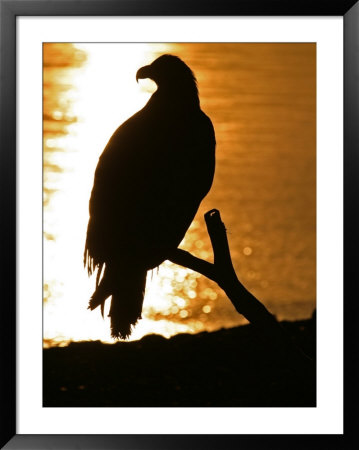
[43,317,315,407]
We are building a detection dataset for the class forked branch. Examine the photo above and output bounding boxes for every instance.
[168,209,313,366]
[168,209,278,329]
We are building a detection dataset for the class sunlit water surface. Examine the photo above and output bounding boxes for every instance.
[43,43,316,347]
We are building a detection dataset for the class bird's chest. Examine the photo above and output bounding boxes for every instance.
[147,115,200,159]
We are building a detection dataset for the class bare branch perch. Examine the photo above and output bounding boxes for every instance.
[168,209,313,367]
[169,209,278,328]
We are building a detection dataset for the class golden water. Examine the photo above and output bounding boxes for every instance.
[43,43,316,346]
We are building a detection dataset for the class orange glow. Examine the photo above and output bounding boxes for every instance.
[43,43,316,346]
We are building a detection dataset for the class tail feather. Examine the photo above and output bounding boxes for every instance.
[109,270,147,339]
[88,271,111,314]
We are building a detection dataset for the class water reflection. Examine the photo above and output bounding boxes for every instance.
[43,43,316,346]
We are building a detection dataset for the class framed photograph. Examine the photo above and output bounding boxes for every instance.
[1,0,358,448]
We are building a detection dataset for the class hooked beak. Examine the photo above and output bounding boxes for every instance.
[136,65,152,82]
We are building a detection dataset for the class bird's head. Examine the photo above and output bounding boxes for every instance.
[136,54,198,97]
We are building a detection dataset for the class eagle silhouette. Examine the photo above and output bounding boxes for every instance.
[84,55,216,339]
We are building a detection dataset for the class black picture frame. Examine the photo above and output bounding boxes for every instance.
[1,0,358,448]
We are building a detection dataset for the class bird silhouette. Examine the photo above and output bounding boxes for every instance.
[84,55,216,339]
